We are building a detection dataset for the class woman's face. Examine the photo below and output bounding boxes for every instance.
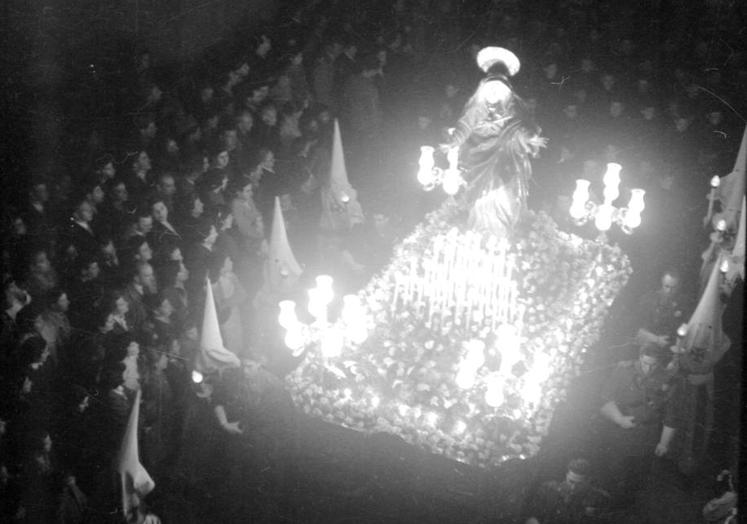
[262,151,275,170]
[138,242,153,262]
[34,252,51,273]
[115,297,129,315]
[91,185,105,205]
[241,183,253,201]
[127,341,140,358]
[102,313,117,333]
[157,298,174,318]
[221,256,233,275]
[152,201,168,223]
[192,197,204,217]
[216,151,230,169]
[169,248,183,262]
[177,263,189,283]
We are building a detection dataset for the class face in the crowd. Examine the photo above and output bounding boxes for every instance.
[661,274,679,298]
[142,121,157,138]
[137,216,153,234]
[641,106,656,121]
[85,261,100,280]
[33,251,51,273]
[99,161,116,180]
[156,297,174,318]
[112,183,128,203]
[77,395,90,413]
[42,434,52,453]
[166,138,179,155]
[261,107,277,126]
[261,150,275,171]
[215,151,230,169]
[152,201,169,224]
[238,113,254,133]
[90,185,105,205]
[240,182,254,202]
[601,74,615,91]
[32,183,50,203]
[223,130,238,151]
[169,247,183,263]
[76,201,95,223]
[115,297,129,316]
[139,263,156,291]
[192,196,204,217]
[177,262,189,283]
[221,256,233,276]
[101,313,117,333]
[565,470,587,494]
[12,217,27,236]
[257,35,271,56]
[136,151,152,172]
[220,213,233,231]
[639,353,659,376]
[137,242,153,262]
[127,341,140,358]
[55,293,70,312]
[675,117,690,133]
[609,101,624,118]
[205,226,218,245]
[159,176,176,197]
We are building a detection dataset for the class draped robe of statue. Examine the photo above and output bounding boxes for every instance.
[448,75,544,237]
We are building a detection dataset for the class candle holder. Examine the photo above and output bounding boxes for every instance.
[416,145,465,196]
[568,163,645,235]
[277,275,369,363]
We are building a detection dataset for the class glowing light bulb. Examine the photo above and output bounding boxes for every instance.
[710,175,720,188]
[442,169,462,195]
[485,378,505,408]
[716,219,727,232]
[677,324,688,338]
[720,258,729,273]
[284,329,305,352]
[277,300,298,329]
[315,275,334,305]
[417,146,436,186]
[191,370,203,384]
[603,163,622,203]
[594,204,613,231]
[627,189,646,214]
[340,192,350,203]
[320,329,344,359]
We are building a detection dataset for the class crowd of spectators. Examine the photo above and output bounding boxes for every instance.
[1,0,744,522]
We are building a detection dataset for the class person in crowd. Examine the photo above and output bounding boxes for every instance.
[633,268,690,357]
[599,342,681,503]
[123,261,157,335]
[149,198,182,252]
[524,458,610,524]
[23,246,59,301]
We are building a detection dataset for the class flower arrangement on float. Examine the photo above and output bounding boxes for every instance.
[284,194,632,468]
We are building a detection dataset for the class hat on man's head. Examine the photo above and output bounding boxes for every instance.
[476,47,520,76]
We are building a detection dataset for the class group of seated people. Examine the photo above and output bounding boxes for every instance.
[1,0,743,522]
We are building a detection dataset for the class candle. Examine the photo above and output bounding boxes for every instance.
[716,219,727,232]
[720,258,729,273]
[705,176,720,224]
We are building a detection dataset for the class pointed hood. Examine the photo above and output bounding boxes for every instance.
[265,196,303,292]
[684,252,731,361]
[716,126,745,229]
[196,278,240,374]
[320,119,364,232]
[117,389,155,518]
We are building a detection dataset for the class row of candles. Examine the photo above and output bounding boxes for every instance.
[391,228,522,332]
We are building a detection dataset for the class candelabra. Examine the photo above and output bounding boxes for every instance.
[569,162,645,235]
[416,145,464,196]
[277,275,368,363]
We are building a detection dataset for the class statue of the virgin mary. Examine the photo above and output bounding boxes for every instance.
[444,47,547,237]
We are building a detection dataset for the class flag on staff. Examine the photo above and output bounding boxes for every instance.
[117,389,155,518]
[195,278,240,374]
